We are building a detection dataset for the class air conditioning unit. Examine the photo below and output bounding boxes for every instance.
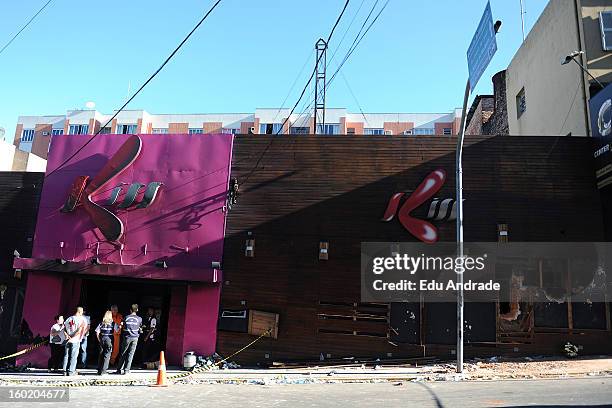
[249,127,255,134]
[384,130,393,135]
[403,130,413,135]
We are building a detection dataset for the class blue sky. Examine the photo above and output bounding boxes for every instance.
[0,0,548,139]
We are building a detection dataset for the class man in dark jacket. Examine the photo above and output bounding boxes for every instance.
[115,304,142,375]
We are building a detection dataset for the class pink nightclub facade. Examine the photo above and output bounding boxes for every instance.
[13,133,234,366]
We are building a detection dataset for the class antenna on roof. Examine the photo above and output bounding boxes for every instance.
[519,0,526,42]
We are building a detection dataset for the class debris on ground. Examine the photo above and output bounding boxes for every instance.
[192,353,241,371]
[0,363,30,373]
[564,342,580,358]
[1,356,611,386]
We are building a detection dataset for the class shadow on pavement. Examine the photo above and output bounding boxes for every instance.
[412,381,445,408]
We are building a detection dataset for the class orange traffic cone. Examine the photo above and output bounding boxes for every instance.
[150,351,169,387]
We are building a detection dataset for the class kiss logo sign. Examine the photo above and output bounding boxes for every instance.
[382,169,459,243]
[60,135,162,242]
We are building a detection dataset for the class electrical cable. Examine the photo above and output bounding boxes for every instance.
[292,0,387,132]
[340,71,369,127]
[241,0,351,186]
[272,0,351,136]
[271,49,316,124]
[0,0,55,57]
[44,0,222,179]
[326,0,390,90]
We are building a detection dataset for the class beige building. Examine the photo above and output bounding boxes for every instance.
[505,0,612,136]
[0,139,46,172]
[14,108,462,159]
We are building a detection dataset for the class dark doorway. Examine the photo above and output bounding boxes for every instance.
[79,277,174,368]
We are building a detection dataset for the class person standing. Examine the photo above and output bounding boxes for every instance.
[141,307,157,365]
[62,307,86,376]
[78,308,91,368]
[95,311,116,375]
[109,305,122,365]
[48,315,66,372]
[115,304,142,375]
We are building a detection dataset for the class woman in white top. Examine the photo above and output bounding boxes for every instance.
[48,315,66,372]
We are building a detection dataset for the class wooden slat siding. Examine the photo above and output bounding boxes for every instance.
[0,171,44,356]
[219,135,607,363]
[0,172,44,279]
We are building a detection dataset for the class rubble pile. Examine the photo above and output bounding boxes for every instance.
[452,356,612,380]
[193,353,241,371]
[1,356,611,386]
[0,362,30,373]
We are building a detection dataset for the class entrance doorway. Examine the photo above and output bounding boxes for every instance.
[79,277,174,368]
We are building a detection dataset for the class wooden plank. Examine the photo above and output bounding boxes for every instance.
[218,135,608,363]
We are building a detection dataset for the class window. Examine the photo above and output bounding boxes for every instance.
[68,124,89,135]
[99,127,111,134]
[189,128,204,134]
[221,310,247,319]
[51,129,64,136]
[516,87,526,119]
[259,123,283,134]
[152,128,168,134]
[21,129,34,142]
[600,11,612,51]
[290,127,309,134]
[413,128,435,135]
[364,128,384,135]
[317,123,340,135]
[222,128,240,135]
[442,128,452,135]
[116,124,137,134]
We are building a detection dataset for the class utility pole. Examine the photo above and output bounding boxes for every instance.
[314,38,327,135]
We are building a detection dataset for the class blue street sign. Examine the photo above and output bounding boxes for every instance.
[467,1,497,91]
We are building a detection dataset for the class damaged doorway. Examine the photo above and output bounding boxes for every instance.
[79,277,172,368]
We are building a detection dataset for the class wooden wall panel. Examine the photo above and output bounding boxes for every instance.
[219,135,607,363]
[0,171,44,355]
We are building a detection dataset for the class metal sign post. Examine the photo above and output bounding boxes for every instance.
[455,80,470,374]
[457,1,499,374]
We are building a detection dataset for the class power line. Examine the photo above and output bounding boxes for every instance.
[295,0,387,130]
[271,0,368,133]
[0,0,55,57]
[241,0,351,186]
[271,49,315,124]
[299,0,389,130]
[340,71,369,127]
[337,0,381,67]
[329,0,369,64]
[272,0,351,137]
[326,0,390,90]
[45,0,223,179]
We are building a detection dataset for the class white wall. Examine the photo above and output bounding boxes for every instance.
[506,0,589,136]
[25,153,47,172]
[0,140,16,171]
[0,139,46,172]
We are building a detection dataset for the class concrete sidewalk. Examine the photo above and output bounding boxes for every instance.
[1,356,612,385]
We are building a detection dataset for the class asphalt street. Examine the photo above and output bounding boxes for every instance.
[1,377,612,407]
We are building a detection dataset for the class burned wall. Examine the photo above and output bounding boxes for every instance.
[218,135,605,363]
[0,172,43,356]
